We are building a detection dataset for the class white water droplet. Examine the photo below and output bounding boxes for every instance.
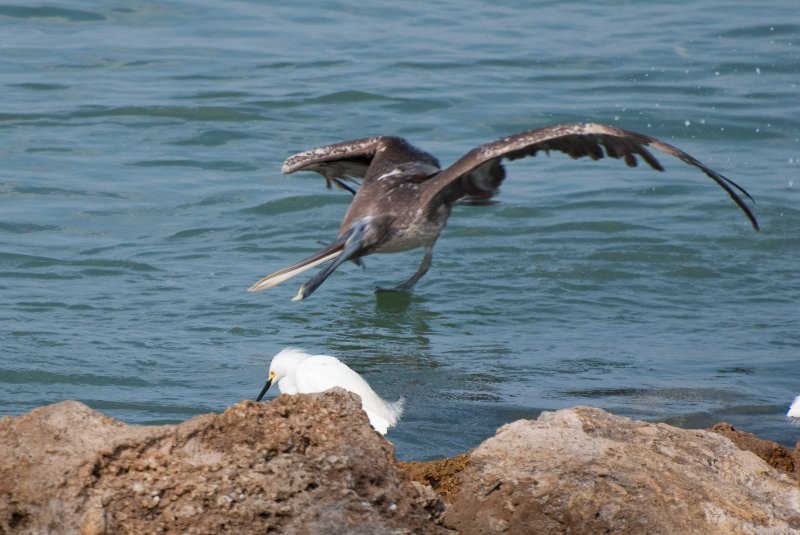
[685,120,691,126]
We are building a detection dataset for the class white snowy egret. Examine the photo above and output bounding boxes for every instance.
[256,348,404,435]
[788,395,800,425]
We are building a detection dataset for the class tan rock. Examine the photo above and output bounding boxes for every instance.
[0,390,445,535]
[4,396,799,534]
[709,422,798,481]
[443,407,800,535]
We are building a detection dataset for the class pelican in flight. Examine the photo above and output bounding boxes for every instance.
[249,122,759,301]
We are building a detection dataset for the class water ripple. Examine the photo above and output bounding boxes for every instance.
[128,159,258,172]
[71,106,264,122]
[0,369,149,387]
[0,5,105,21]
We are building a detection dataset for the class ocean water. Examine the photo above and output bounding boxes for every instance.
[1,0,798,460]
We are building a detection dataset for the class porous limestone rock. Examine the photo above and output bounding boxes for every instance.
[0,390,445,535]
[4,397,799,534]
[443,407,800,535]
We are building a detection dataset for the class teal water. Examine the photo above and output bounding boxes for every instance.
[1,1,798,460]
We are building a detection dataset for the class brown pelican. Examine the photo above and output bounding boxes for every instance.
[248,122,759,301]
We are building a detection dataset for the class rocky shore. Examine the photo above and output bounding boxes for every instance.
[1,390,798,534]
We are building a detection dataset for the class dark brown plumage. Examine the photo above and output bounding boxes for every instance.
[249,122,759,301]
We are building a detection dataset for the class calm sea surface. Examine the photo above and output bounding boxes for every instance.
[1,0,798,460]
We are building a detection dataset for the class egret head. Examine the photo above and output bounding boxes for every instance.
[255,369,276,402]
[255,348,310,401]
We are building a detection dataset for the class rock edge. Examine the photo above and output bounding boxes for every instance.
[2,394,799,535]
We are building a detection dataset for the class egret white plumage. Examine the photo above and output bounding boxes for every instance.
[787,395,800,425]
[256,348,404,435]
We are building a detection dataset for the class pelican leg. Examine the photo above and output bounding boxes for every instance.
[377,246,433,293]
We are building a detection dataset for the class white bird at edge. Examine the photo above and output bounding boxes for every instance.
[787,395,800,425]
[255,347,404,435]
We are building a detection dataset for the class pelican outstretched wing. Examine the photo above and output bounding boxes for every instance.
[282,136,441,193]
[423,122,759,231]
